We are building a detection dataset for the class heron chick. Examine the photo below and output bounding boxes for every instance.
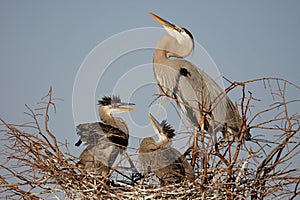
[76,96,134,177]
[138,114,194,186]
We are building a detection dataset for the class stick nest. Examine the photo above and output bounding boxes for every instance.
[1,78,300,199]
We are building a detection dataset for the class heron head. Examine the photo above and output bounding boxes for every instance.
[149,12,194,49]
[98,95,135,115]
[148,113,175,145]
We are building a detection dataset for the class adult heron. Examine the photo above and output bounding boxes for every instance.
[149,12,249,141]
[75,96,134,177]
[138,114,194,186]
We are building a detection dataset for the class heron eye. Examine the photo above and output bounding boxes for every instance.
[179,68,191,77]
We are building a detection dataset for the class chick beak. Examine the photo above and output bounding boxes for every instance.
[148,113,162,136]
[113,102,135,113]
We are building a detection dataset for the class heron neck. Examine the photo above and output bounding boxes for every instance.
[157,136,172,148]
[100,111,117,127]
[154,35,192,64]
[99,109,128,134]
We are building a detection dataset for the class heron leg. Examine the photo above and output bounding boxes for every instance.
[139,175,147,185]
[199,115,208,184]
[191,125,199,168]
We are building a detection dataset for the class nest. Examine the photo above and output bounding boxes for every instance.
[1,78,300,199]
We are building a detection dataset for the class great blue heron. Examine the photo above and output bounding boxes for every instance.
[149,12,250,141]
[75,96,134,177]
[138,114,194,186]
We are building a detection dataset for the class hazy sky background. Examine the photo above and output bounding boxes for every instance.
[1,1,300,160]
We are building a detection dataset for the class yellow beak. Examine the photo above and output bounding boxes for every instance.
[117,107,135,112]
[149,12,181,32]
[148,113,162,133]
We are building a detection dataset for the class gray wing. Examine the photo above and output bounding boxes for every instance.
[78,141,120,170]
[195,66,242,130]
[76,122,128,150]
[176,64,240,128]
[154,60,242,134]
[76,122,126,175]
[153,63,179,97]
[153,147,194,185]
[139,146,194,185]
[76,122,106,147]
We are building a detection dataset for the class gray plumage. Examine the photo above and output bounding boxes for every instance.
[150,13,250,140]
[138,114,194,186]
[76,96,134,176]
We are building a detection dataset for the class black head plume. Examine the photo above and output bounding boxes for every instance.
[161,120,175,139]
[98,95,121,106]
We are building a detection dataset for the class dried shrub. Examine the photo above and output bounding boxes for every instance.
[0,78,299,199]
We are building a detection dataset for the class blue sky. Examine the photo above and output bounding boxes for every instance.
[1,1,300,159]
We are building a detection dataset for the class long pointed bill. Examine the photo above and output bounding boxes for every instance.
[113,102,135,113]
[115,107,135,113]
[148,113,162,135]
[149,12,181,32]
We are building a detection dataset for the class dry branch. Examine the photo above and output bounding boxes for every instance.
[0,78,300,199]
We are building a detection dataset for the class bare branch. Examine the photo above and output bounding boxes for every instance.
[0,78,299,199]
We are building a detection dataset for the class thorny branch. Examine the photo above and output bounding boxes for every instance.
[0,78,300,199]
